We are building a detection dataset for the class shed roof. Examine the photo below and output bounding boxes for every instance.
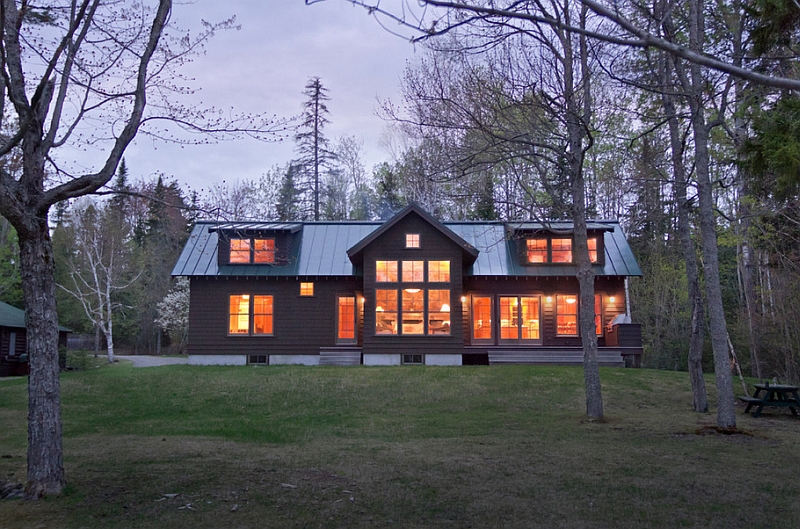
[0,301,26,328]
[173,216,641,278]
[0,301,72,332]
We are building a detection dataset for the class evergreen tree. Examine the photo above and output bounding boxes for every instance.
[276,164,302,221]
[294,77,335,220]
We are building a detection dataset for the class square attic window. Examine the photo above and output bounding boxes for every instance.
[405,233,420,248]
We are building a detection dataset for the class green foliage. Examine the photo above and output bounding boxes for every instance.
[0,217,22,307]
[629,247,692,370]
[746,0,800,56]
[742,96,800,201]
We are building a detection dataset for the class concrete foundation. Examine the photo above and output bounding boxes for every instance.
[363,353,401,366]
[269,355,320,366]
[188,354,247,366]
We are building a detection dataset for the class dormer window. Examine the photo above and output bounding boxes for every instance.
[588,238,598,263]
[526,239,548,263]
[524,236,600,264]
[551,238,572,263]
[405,233,420,248]
[229,237,275,264]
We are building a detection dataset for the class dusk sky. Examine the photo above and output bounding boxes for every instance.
[119,0,418,194]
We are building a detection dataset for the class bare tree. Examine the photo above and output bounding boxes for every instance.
[321,0,800,91]
[58,199,137,364]
[377,4,609,417]
[0,0,284,497]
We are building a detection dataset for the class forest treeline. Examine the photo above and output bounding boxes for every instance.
[1,3,798,384]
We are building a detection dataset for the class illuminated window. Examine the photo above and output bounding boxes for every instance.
[551,239,573,263]
[300,282,314,296]
[229,239,251,264]
[519,297,540,340]
[428,290,451,335]
[402,260,424,282]
[428,261,450,282]
[253,295,273,335]
[472,296,493,341]
[376,261,398,282]
[230,237,275,264]
[588,237,598,263]
[375,289,398,335]
[556,295,578,336]
[595,294,602,335]
[254,238,275,263]
[402,288,424,334]
[229,295,250,334]
[229,294,273,335]
[526,239,548,263]
[405,233,420,248]
[338,296,356,342]
[500,296,540,341]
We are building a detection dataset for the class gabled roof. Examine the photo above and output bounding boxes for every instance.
[0,301,72,331]
[172,208,641,278]
[346,203,479,267]
[0,301,26,328]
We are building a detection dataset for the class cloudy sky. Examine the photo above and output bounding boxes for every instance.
[120,0,419,193]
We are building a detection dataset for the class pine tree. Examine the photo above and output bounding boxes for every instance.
[294,77,335,220]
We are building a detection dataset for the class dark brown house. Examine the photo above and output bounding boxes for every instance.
[0,301,70,377]
[173,204,643,367]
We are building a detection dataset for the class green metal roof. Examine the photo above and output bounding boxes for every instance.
[173,214,641,278]
[0,301,72,332]
[0,301,26,328]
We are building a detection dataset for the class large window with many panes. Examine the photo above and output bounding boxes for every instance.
[499,296,540,342]
[228,294,274,335]
[556,295,578,336]
[374,260,450,336]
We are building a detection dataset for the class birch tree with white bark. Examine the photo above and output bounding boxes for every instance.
[58,200,137,364]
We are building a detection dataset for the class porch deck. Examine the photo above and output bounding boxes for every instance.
[473,347,639,368]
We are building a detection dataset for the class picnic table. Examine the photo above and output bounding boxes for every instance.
[739,383,800,418]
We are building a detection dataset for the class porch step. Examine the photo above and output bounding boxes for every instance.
[487,349,625,367]
[319,347,362,366]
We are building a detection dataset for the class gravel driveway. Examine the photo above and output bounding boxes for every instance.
[116,355,188,367]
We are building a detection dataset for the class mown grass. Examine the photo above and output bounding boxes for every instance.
[1,363,799,528]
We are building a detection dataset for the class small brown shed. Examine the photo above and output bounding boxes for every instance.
[0,301,70,377]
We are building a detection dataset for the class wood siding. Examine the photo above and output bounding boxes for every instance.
[360,212,466,357]
[463,276,627,347]
[188,276,361,357]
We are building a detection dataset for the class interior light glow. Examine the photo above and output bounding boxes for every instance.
[609,296,616,303]
[405,288,421,294]
[566,297,577,304]
[441,304,450,312]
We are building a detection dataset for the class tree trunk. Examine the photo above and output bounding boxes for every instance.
[687,0,736,428]
[19,225,65,498]
[661,59,709,413]
[104,280,115,363]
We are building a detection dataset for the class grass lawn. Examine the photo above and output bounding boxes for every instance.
[1,363,799,528]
